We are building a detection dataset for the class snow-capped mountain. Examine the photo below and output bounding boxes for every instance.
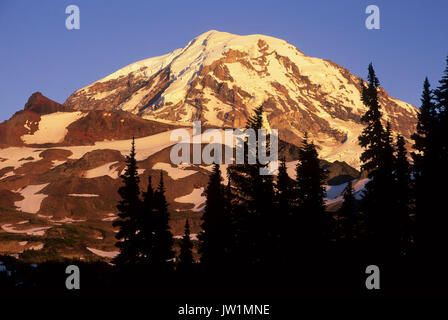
[65,30,418,168]
[0,30,418,261]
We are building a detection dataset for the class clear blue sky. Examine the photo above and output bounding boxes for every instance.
[1,0,447,121]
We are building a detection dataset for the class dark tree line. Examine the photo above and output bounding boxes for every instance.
[111,57,448,296]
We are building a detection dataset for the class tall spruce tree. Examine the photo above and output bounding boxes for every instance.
[434,57,448,195]
[394,135,411,252]
[358,64,399,256]
[338,181,356,242]
[151,171,174,271]
[113,137,143,265]
[416,57,448,255]
[275,157,293,260]
[177,218,194,273]
[411,78,437,251]
[227,105,275,267]
[412,78,438,170]
[294,134,331,245]
[199,163,231,269]
[140,176,155,263]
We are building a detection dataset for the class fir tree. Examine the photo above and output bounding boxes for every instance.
[412,78,438,170]
[411,78,437,251]
[416,57,448,255]
[177,218,194,273]
[151,171,174,271]
[275,157,294,261]
[113,137,143,265]
[357,64,399,256]
[358,63,385,173]
[199,163,231,269]
[227,105,275,267]
[434,56,448,193]
[338,181,356,241]
[294,134,331,244]
[140,176,155,263]
[395,134,411,252]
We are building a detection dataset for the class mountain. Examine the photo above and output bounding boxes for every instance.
[64,30,418,168]
[0,30,417,261]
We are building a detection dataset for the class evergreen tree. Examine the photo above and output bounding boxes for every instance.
[275,157,293,260]
[276,157,292,215]
[294,134,331,244]
[434,56,448,125]
[394,134,411,252]
[338,181,356,241]
[434,56,448,195]
[411,78,438,248]
[177,218,194,273]
[140,176,155,263]
[358,63,385,173]
[357,64,399,256]
[227,105,275,267]
[199,163,231,269]
[412,78,438,170]
[151,171,174,271]
[416,57,448,255]
[113,137,143,265]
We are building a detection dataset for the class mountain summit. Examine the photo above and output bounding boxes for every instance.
[65,30,417,167]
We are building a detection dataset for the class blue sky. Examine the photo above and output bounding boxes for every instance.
[0,0,447,121]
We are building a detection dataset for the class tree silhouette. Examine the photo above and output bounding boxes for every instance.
[358,64,399,257]
[294,134,331,246]
[177,218,194,273]
[151,171,174,271]
[394,134,411,252]
[338,180,356,242]
[198,163,231,270]
[275,157,293,261]
[140,176,155,263]
[113,137,143,265]
[227,105,275,267]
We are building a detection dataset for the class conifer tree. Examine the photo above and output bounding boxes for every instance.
[434,56,448,136]
[434,57,448,193]
[140,176,155,263]
[411,78,436,250]
[357,64,399,256]
[412,78,438,171]
[275,157,294,261]
[358,64,385,173]
[227,105,275,266]
[294,134,330,244]
[199,163,232,269]
[151,171,174,271]
[177,218,194,273]
[113,137,143,265]
[338,181,356,241]
[395,134,411,251]
[416,57,448,255]
[276,157,292,215]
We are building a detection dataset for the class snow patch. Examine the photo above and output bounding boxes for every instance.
[152,162,196,180]
[87,247,119,259]
[21,112,87,144]
[174,187,206,212]
[83,161,120,179]
[1,224,51,236]
[14,183,49,214]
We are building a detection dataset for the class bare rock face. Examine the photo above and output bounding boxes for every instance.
[24,92,69,115]
[64,30,418,168]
